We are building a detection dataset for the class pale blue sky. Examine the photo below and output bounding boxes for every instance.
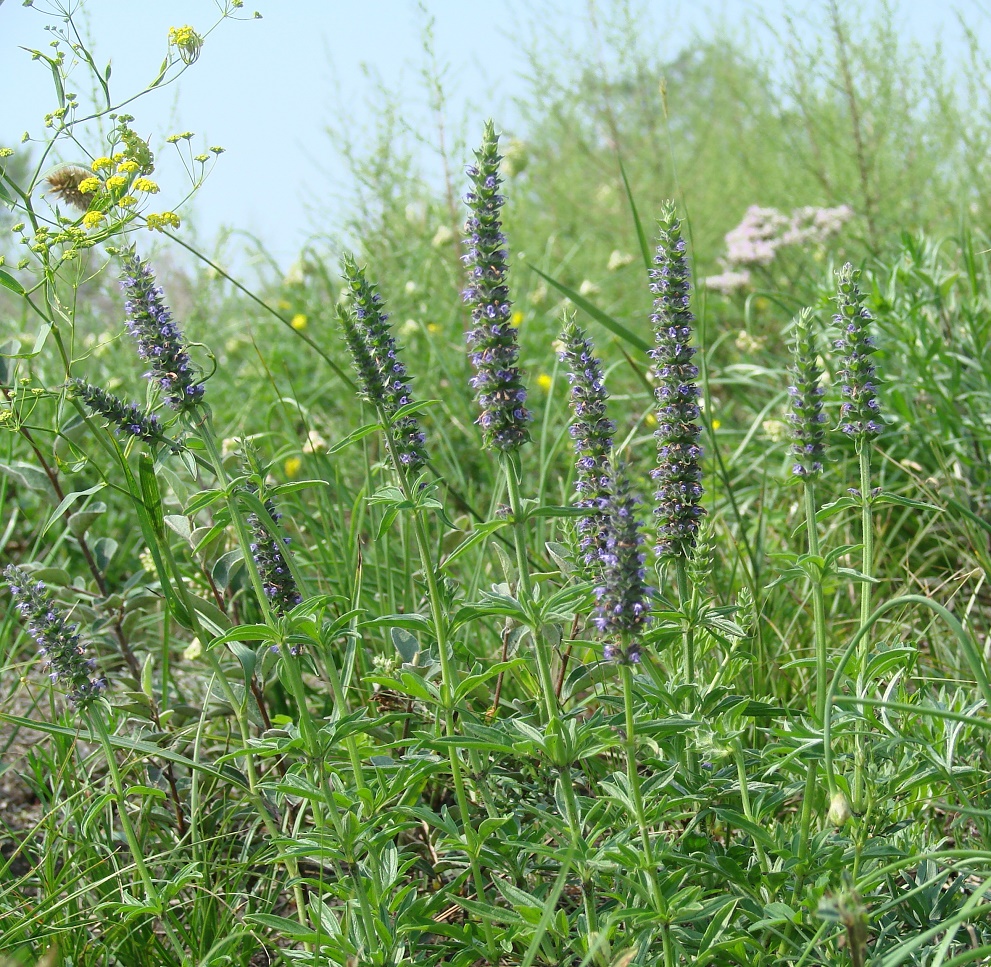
[0,1,986,271]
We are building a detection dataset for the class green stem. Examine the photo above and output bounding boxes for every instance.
[621,662,662,909]
[733,742,770,877]
[89,711,161,907]
[373,409,498,961]
[794,480,830,902]
[853,442,874,812]
[504,453,558,725]
[675,560,698,779]
[557,771,603,961]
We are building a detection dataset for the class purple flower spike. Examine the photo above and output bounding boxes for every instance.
[119,253,204,412]
[462,121,531,451]
[592,469,652,665]
[4,565,106,709]
[833,263,884,439]
[787,309,826,478]
[340,254,428,475]
[247,497,302,617]
[558,320,615,579]
[649,205,706,558]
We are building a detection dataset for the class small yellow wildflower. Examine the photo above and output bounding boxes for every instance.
[116,159,140,174]
[168,25,203,64]
[104,174,127,192]
[284,456,302,479]
[536,374,552,391]
[145,211,181,231]
[711,419,722,431]
[290,313,307,331]
[82,211,104,229]
[511,310,524,327]
[645,413,658,427]
[133,177,159,194]
[77,177,101,194]
[91,156,114,171]
[0,148,13,158]
[117,195,138,208]
[111,152,127,164]
[427,323,440,333]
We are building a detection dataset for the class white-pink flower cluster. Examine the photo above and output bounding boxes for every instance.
[704,203,853,296]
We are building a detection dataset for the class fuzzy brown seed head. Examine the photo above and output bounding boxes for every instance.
[45,165,93,211]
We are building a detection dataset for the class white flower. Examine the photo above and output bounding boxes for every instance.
[607,250,634,271]
[431,225,454,248]
[302,429,327,454]
[578,279,600,297]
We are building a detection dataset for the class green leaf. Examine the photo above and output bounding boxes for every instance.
[93,536,117,571]
[0,269,24,296]
[390,626,419,663]
[183,489,225,516]
[529,265,652,353]
[242,913,321,941]
[68,501,106,538]
[617,155,653,273]
[0,461,55,496]
[440,520,508,572]
[454,659,526,703]
[210,624,279,647]
[41,483,104,536]
[327,422,380,455]
[212,549,244,591]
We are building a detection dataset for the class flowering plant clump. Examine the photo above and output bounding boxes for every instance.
[649,205,706,559]
[704,204,854,294]
[247,497,302,616]
[70,379,177,450]
[340,254,427,474]
[592,470,652,664]
[120,253,205,411]
[834,262,884,438]
[463,120,531,451]
[559,320,615,577]
[4,565,106,709]
[787,309,827,477]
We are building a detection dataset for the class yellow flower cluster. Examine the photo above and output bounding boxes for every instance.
[133,177,160,194]
[82,212,104,229]
[146,211,181,232]
[77,177,101,194]
[91,157,114,171]
[104,175,127,192]
[117,159,140,175]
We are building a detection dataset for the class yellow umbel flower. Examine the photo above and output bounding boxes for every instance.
[290,313,307,331]
[168,25,203,64]
[104,175,127,192]
[117,195,138,208]
[82,211,105,229]
[117,159,140,174]
[133,177,160,194]
[77,177,101,194]
[146,211,181,231]
[91,157,113,171]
